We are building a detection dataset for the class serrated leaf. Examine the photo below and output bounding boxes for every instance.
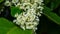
[43,6,60,25]
[10,6,22,17]
[0,18,33,34]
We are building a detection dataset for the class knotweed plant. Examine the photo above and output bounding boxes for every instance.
[5,0,44,33]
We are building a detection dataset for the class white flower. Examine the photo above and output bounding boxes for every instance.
[15,2,21,7]
[4,0,44,33]
[14,13,19,17]
[35,18,39,22]
[25,22,35,29]
[33,22,39,26]
[12,0,19,4]
[16,21,20,25]
[20,25,25,30]
[25,21,38,30]
[31,3,37,9]
[21,0,30,3]
[13,11,39,30]
[13,20,17,23]
[37,6,44,11]
[4,1,11,6]
[12,0,43,32]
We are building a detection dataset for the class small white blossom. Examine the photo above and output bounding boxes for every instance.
[13,20,17,23]
[12,0,19,4]
[4,1,11,6]
[15,2,21,7]
[14,13,19,17]
[25,22,34,29]
[20,25,25,30]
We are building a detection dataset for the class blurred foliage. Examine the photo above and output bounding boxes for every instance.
[0,0,4,10]
[0,0,60,34]
[0,18,33,34]
[0,0,4,3]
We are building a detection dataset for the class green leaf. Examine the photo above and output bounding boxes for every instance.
[0,18,15,34]
[7,27,33,34]
[10,6,22,17]
[43,6,60,25]
[0,18,33,34]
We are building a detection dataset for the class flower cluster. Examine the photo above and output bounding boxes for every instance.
[5,0,44,31]
[13,11,39,31]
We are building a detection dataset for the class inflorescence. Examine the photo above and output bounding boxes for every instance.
[5,0,44,32]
